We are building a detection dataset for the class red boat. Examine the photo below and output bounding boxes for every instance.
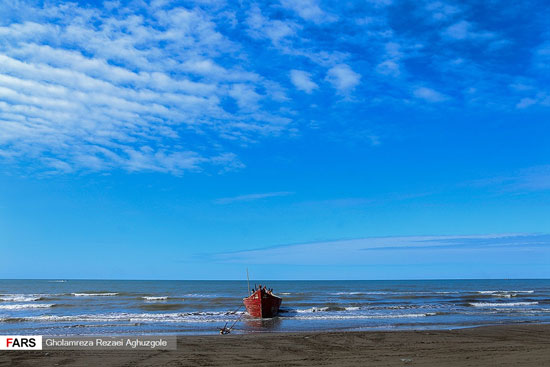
[243,288,282,318]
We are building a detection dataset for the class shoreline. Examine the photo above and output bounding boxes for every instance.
[10,320,550,337]
[2,323,550,366]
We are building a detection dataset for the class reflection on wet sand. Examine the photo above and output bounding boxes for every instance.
[243,316,282,332]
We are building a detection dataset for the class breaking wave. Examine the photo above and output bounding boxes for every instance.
[72,293,118,297]
[179,293,223,299]
[142,296,168,301]
[469,302,539,307]
[0,303,54,310]
[331,291,387,295]
[474,290,535,298]
[285,312,437,320]
[0,309,438,323]
[0,311,243,323]
[284,306,361,314]
[0,295,43,302]
[476,290,534,294]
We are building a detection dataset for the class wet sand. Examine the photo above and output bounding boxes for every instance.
[2,324,550,366]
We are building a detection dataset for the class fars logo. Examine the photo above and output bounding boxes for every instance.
[0,336,42,350]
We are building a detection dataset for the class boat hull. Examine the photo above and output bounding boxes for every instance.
[243,290,282,318]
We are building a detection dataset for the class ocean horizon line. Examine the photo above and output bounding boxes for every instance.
[2,278,550,281]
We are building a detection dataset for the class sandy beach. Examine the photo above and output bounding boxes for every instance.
[2,324,549,366]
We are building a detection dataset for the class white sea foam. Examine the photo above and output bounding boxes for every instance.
[142,296,168,301]
[292,306,361,313]
[280,292,292,295]
[474,290,535,299]
[385,305,424,310]
[0,295,42,302]
[4,311,242,323]
[469,302,539,307]
[477,290,534,295]
[331,291,459,296]
[518,309,550,314]
[399,291,459,295]
[285,313,436,321]
[332,291,394,296]
[295,307,329,313]
[0,303,54,310]
[72,293,118,297]
[2,310,433,323]
[181,293,219,298]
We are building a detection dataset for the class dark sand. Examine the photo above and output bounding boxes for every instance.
[2,324,550,366]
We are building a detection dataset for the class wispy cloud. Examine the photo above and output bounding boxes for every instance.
[214,191,294,204]
[279,0,337,24]
[209,233,550,266]
[0,2,292,175]
[304,192,431,208]
[470,165,550,192]
[424,1,460,21]
[290,70,318,93]
[442,20,496,41]
[326,64,361,93]
[413,86,449,103]
[246,5,299,46]
[0,0,547,175]
[534,42,550,70]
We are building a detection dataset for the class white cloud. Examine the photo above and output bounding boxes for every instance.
[472,165,550,192]
[326,64,361,92]
[211,234,547,267]
[229,84,262,110]
[180,58,227,78]
[413,87,449,102]
[366,0,394,7]
[509,81,535,92]
[265,20,296,43]
[0,4,293,174]
[0,1,535,175]
[443,20,495,41]
[384,42,402,59]
[424,1,460,21]
[533,42,550,70]
[515,93,550,109]
[290,70,318,93]
[376,42,403,77]
[246,5,298,46]
[513,165,550,190]
[516,97,537,109]
[214,191,294,204]
[280,0,337,24]
[376,60,400,77]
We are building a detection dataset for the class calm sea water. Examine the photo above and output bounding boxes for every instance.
[1,279,549,335]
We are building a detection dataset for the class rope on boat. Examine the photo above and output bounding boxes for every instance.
[219,304,245,335]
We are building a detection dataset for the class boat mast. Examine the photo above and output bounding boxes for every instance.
[246,268,251,294]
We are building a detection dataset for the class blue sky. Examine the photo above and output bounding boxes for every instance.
[0,0,549,279]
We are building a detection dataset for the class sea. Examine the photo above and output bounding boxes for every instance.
[1,279,549,335]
